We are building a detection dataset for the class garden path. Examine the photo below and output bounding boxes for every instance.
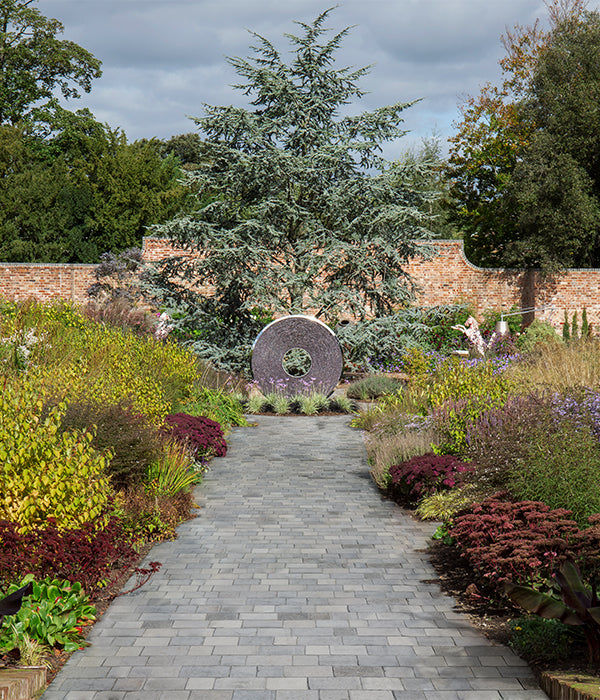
[42,415,548,700]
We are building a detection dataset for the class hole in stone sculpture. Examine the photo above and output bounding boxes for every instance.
[282,348,312,378]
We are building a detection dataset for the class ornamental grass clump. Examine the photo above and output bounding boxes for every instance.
[146,439,202,499]
[364,417,437,490]
[346,374,403,400]
[184,386,248,429]
[509,336,600,392]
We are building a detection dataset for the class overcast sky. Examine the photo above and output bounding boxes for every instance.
[40,0,600,159]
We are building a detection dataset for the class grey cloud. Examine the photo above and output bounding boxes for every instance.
[37,0,600,146]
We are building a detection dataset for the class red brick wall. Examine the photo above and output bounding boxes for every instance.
[1,238,598,330]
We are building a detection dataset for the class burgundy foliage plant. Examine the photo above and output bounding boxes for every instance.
[388,452,473,506]
[163,413,227,459]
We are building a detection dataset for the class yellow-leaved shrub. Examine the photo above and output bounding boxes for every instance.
[0,381,113,533]
[28,322,199,424]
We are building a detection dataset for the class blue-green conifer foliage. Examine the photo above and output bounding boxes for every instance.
[149,8,437,371]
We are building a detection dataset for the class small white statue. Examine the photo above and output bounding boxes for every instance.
[451,316,496,358]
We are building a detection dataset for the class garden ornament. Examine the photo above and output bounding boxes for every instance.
[0,581,33,630]
[451,316,494,358]
[251,315,343,397]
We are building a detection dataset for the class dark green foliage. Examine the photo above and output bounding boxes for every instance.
[0,110,188,263]
[572,311,579,341]
[345,375,403,400]
[496,131,600,270]
[148,9,436,374]
[563,310,571,342]
[59,400,163,490]
[509,616,583,663]
[336,303,471,371]
[449,8,600,270]
[504,560,600,664]
[160,132,203,169]
[582,308,590,338]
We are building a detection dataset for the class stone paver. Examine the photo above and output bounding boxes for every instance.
[42,416,548,699]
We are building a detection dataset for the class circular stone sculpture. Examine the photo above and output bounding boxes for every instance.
[251,315,343,397]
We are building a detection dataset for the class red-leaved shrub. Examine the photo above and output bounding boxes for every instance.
[0,517,138,596]
[449,494,581,586]
[388,453,473,506]
[163,413,227,459]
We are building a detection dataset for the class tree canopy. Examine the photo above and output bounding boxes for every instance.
[0,0,102,125]
[149,8,436,371]
[0,108,190,263]
[447,0,600,271]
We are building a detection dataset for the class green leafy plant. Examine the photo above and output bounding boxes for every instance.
[504,559,600,664]
[508,616,583,664]
[0,380,113,532]
[0,576,96,653]
[346,374,403,400]
[516,319,561,353]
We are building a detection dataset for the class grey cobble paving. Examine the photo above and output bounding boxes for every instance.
[42,415,548,699]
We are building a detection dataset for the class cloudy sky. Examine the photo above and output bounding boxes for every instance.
[40,0,598,158]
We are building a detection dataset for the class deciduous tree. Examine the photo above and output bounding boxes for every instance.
[0,0,102,125]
